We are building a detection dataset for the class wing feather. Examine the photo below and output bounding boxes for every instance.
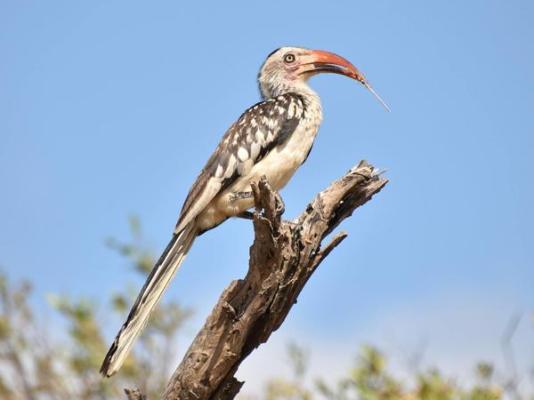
[175,93,305,233]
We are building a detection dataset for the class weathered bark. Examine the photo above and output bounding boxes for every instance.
[124,388,146,400]
[129,160,387,400]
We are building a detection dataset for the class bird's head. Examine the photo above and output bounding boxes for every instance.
[258,46,389,111]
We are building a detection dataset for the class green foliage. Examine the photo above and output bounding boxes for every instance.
[0,217,191,399]
[264,344,509,400]
[265,343,313,400]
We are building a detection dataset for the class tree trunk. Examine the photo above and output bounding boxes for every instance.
[129,160,388,400]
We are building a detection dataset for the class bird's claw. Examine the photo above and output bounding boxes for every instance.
[274,192,285,217]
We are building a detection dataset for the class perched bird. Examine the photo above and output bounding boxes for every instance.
[100,46,388,377]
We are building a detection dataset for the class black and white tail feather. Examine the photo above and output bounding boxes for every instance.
[100,223,197,377]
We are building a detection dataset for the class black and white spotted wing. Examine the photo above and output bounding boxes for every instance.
[175,93,305,233]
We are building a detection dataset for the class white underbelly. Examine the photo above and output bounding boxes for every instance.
[233,145,304,192]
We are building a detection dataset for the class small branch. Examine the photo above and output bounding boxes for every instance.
[161,160,387,400]
[311,231,348,270]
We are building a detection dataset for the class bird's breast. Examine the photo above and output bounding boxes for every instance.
[236,114,321,190]
[196,116,321,231]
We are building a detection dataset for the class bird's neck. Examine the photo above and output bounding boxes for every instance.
[261,80,322,114]
[261,78,315,99]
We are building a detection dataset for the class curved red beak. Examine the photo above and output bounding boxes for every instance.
[300,50,390,112]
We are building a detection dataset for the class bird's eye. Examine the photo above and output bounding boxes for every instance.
[283,53,296,63]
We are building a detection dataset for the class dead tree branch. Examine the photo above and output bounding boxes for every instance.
[137,160,386,400]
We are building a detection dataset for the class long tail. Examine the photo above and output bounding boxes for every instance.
[100,223,197,377]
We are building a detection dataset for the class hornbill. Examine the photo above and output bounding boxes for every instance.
[100,46,388,377]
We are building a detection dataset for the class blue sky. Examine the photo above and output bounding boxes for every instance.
[1,0,533,390]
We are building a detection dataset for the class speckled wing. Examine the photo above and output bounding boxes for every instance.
[175,93,305,233]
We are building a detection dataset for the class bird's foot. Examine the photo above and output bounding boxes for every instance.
[273,191,285,217]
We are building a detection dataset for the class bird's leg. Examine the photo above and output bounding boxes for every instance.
[229,191,253,202]
[230,192,256,220]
